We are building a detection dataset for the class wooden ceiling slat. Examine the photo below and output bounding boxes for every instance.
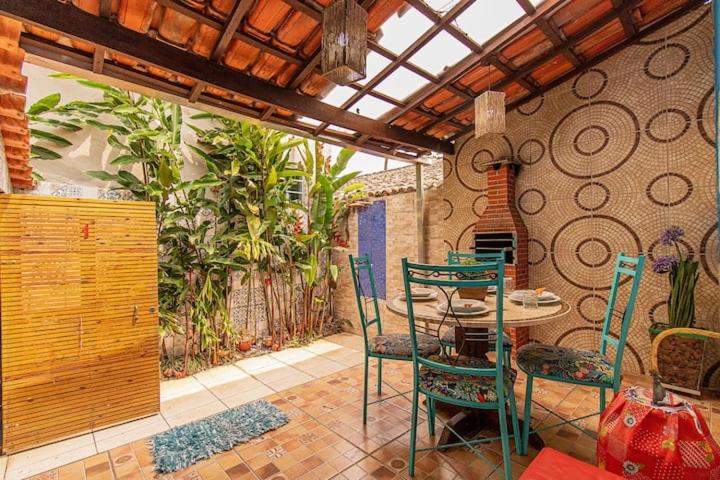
[7,0,451,154]
[210,0,255,62]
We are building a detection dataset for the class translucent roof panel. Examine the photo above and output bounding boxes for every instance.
[422,0,463,14]
[376,7,434,54]
[408,30,471,76]
[352,96,395,120]
[298,116,322,126]
[454,1,525,46]
[374,67,429,102]
[320,85,356,107]
[357,52,391,86]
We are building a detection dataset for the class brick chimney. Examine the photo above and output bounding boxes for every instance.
[475,162,529,353]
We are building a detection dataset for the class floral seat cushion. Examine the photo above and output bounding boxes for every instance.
[419,355,517,403]
[516,343,614,386]
[441,328,513,350]
[371,333,440,357]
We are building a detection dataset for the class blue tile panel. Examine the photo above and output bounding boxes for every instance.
[358,200,386,299]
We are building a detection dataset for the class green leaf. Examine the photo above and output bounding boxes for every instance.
[27,93,61,115]
[188,174,223,191]
[110,154,149,166]
[158,160,173,188]
[30,145,61,159]
[30,129,72,146]
[86,170,118,181]
[31,171,45,182]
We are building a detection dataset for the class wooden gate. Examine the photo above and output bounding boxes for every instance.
[0,194,159,453]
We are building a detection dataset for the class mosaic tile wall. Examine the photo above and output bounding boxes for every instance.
[442,6,719,380]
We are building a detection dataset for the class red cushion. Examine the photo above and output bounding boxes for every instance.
[520,448,623,480]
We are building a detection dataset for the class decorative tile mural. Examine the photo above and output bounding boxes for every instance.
[443,7,719,380]
[358,200,387,299]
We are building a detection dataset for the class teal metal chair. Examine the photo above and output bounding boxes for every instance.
[349,254,441,425]
[517,253,646,455]
[402,257,520,479]
[443,251,513,364]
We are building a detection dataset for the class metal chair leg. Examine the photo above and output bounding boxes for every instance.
[427,397,435,436]
[522,374,534,455]
[363,355,369,425]
[377,358,383,395]
[498,394,513,479]
[408,385,419,477]
[508,385,522,456]
[600,387,606,413]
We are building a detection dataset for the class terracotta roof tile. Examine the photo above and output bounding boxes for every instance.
[357,160,443,197]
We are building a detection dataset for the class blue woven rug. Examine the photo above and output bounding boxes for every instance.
[150,399,289,473]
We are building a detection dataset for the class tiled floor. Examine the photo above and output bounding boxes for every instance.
[5,333,720,480]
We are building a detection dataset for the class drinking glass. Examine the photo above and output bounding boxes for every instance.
[503,276,514,295]
[522,291,539,309]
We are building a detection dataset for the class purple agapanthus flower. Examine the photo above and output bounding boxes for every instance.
[660,225,684,246]
[652,255,678,274]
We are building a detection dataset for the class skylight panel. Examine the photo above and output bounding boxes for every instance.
[375,67,429,102]
[530,0,545,5]
[320,85,356,107]
[408,30,471,76]
[454,1,525,46]
[352,96,395,119]
[377,7,433,54]
[422,0,462,14]
[357,52,391,86]
[299,116,322,126]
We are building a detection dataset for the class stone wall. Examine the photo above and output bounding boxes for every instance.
[441,6,719,379]
[333,187,445,335]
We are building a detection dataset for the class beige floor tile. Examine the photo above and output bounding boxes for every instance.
[160,375,208,402]
[194,364,249,388]
[222,384,275,408]
[321,348,365,367]
[93,415,169,452]
[163,399,227,428]
[303,340,345,355]
[0,455,7,480]
[210,375,270,400]
[291,356,348,378]
[235,355,287,374]
[263,370,316,392]
[271,346,317,365]
[6,434,96,480]
[161,387,220,416]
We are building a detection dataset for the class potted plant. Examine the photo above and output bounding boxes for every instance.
[649,226,705,393]
[457,258,488,301]
[237,330,254,352]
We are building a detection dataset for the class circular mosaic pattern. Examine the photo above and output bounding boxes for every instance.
[574,181,610,212]
[577,294,608,324]
[648,238,695,263]
[574,125,610,156]
[649,301,669,324]
[472,194,487,217]
[454,135,513,191]
[576,238,612,268]
[555,327,645,374]
[528,239,547,266]
[572,68,608,100]
[639,9,708,45]
[700,223,718,285]
[517,188,546,216]
[551,215,641,290]
[455,223,477,251]
[697,86,715,147]
[518,138,546,165]
[442,199,454,221]
[443,157,453,179]
[518,95,544,116]
[646,173,693,207]
[550,101,640,179]
[643,43,690,80]
[645,108,691,143]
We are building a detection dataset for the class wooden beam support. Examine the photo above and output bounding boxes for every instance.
[613,0,637,37]
[92,47,105,74]
[210,0,254,62]
[404,0,481,54]
[489,56,537,93]
[188,82,205,102]
[98,0,112,19]
[5,0,452,154]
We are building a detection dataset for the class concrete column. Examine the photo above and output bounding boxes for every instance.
[415,163,425,263]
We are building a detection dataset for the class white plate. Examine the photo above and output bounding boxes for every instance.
[436,301,490,316]
[401,291,438,302]
[509,293,561,304]
[411,287,434,297]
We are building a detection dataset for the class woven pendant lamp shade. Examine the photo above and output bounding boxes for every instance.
[321,0,367,85]
[474,90,506,137]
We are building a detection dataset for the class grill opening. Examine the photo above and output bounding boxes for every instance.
[473,231,516,265]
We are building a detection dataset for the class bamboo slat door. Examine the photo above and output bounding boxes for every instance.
[0,194,159,453]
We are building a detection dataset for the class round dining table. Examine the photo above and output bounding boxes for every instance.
[386,290,572,449]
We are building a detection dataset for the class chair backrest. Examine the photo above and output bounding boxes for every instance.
[348,254,383,347]
[447,251,504,265]
[402,258,506,402]
[599,253,646,390]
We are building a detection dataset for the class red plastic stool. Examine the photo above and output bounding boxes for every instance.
[520,448,623,479]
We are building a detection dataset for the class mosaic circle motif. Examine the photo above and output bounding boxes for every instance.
[646,173,693,207]
[697,86,715,147]
[455,223,477,251]
[639,9,708,44]
[643,43,690,80]
[551,215,641,290]
[574,181,610,211]
[572,68,608,100]
[649,301,669,324]
[442,199,454,221]
[517,188,546,216]
[518,95,544,116]
[700,223,718,285]
[454,135,513,192]
[528,239,547,266]
[550,101,640,179]
[518,138,546,165]
[472,194,487,217]
[556,328,645,374]
[574,126,610,156]
[443,157,453,179]
[648,238,695,268]
[576,238,612,268]
[577,293,608,325]
[645,108,691,143]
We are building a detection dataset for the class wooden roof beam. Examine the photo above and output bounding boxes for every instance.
[6,0,452,154]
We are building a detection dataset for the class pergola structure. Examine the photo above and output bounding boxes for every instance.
[0,0,704,168]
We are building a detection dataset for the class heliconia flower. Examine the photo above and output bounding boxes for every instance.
[652,255,679,274]
[660,225,684,246]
